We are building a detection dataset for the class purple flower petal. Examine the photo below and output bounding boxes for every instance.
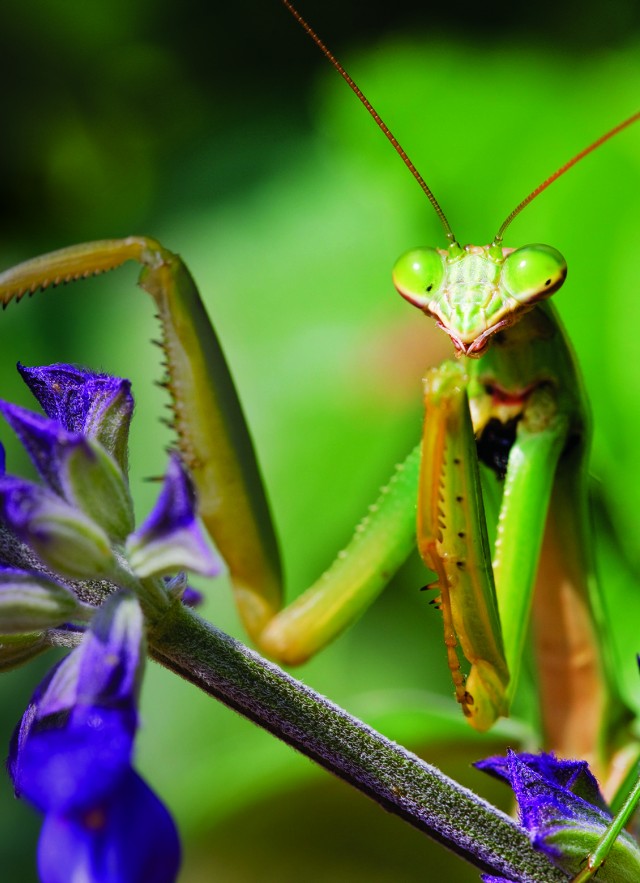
[7,689,40,787]
[474,750,640,875]
[8,651,83,796]
[75,591,144,709]
[0,475,52,536]
[18,363,133,474]
[37,769,181,883]
[476,750,611,831]
[18,362,130,436]
[181,585,204,608]
[0,401,81,494]
[14,707,135,813]
[19,363,108,428]
[476,750,608,811]
[9,593,143,813]
[126,452,219,578]
[504,752,610,857]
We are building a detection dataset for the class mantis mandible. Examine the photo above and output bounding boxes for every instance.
[0,0,637,821]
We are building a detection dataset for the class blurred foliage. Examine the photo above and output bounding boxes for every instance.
[0,1,639,881]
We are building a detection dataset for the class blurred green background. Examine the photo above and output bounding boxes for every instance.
[0,1,639,880]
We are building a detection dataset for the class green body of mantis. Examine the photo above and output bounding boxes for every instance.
[0,3,638,877]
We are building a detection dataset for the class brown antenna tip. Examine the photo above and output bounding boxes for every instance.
[281,0,458,244]
[495,111,640,242]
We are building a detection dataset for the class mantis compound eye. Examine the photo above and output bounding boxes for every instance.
[392,247,445,309]
[500,244,567,305]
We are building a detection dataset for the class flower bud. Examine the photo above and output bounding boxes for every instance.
[18,364,133,475]
[0,477,116,580]
[476,750,640,880]
[126,453,219,579]
[0,568,80,633]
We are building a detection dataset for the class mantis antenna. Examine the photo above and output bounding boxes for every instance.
[283,1,639,248]
[281,0,459,246]
[494,110,640,242]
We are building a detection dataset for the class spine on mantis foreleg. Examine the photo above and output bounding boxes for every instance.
[418,359,509,731]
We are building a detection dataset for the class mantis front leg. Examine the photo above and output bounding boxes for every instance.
[417,359,509,730]
[0,237,421,665]
[417,345,572,734]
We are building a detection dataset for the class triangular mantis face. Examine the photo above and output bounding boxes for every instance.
[393,242,567,355]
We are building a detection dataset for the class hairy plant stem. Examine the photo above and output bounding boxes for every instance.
[149,602,565,882]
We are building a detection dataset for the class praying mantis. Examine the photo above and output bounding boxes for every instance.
[0,2,639,876]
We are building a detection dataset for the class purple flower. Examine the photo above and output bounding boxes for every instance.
[476,750,640,880]
[0,397,134,544]
[0,362,216,594]
[181,584,204,608]
[18,363,133,475]
[126,451,219,579]
[164,573,204,608]
[9,592,180,883]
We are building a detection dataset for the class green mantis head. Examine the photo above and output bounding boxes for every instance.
[392,242,567,356]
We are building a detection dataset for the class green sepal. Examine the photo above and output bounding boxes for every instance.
[0,570,80,633]
[544,823,640,881]
[0,632,48,671]
[59,438,134,542]
[29,494,117,580]
[84,378,133,477]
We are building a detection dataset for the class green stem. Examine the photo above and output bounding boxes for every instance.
[149,602,565,882]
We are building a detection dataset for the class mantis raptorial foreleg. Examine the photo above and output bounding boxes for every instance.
[0,237,422,668]
[417,359,510,729]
